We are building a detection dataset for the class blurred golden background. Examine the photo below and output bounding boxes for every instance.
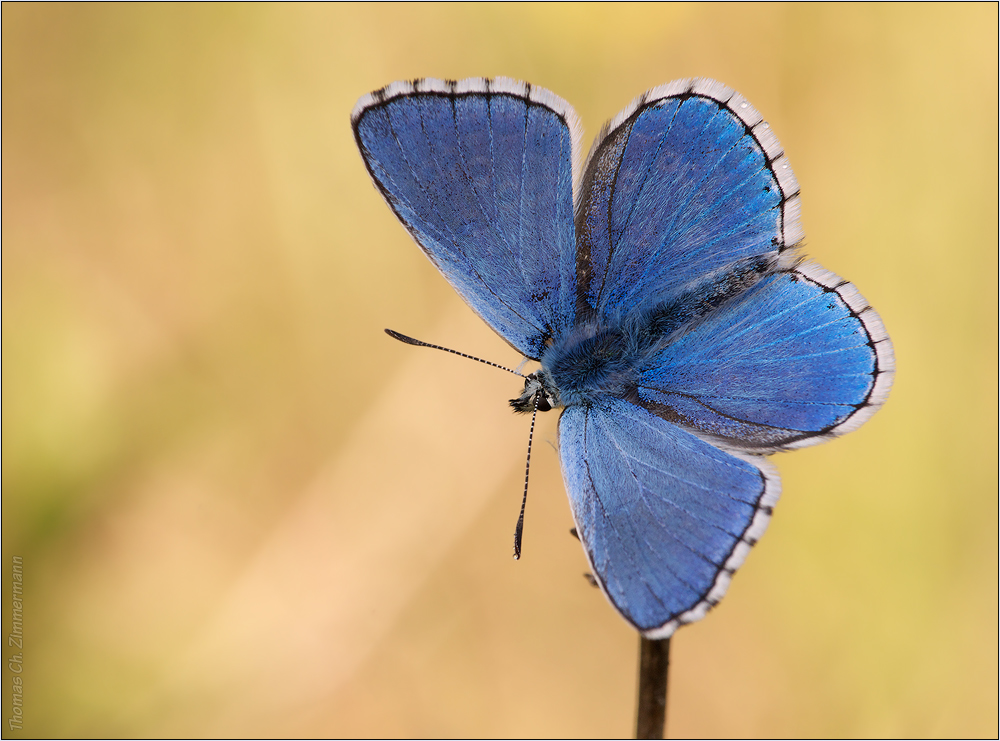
[2,4,997,737]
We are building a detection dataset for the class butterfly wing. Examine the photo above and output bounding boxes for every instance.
[353,78,581,359]
[563,79,892,634]
[574,78,801,322]
[559,397,779,638]
[635,262,895,451]
[575,77,893,448]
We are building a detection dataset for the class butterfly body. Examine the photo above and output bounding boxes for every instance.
[513,249,779,414]
[352,77,894,637]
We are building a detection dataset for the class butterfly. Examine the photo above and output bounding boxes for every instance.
[351,77,894,638]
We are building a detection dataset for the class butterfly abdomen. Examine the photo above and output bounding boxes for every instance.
[644,254,781,338]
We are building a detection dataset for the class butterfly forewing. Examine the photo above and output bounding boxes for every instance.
[574,79,802,325]
[353,78,579,359]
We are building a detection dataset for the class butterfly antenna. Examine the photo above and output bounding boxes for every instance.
[385,328,526,377]
[512,391,540,560]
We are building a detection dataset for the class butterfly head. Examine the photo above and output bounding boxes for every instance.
[509,370,559,414]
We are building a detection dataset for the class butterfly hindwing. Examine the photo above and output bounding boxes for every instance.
[559,397,779,637]
[352,78,581,359]
[635,262,895,451]
[575,79,802,323]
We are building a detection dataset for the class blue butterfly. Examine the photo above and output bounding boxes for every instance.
[351,77,894,638]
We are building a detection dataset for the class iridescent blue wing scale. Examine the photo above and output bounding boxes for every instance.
[559,398,780,637]
[352,78,581,359]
